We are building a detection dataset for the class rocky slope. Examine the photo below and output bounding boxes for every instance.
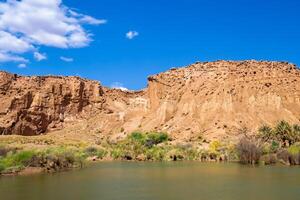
[1,60,300,141]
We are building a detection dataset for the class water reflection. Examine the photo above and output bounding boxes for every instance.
[0,162,299,200]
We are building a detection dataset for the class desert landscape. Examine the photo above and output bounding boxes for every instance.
[2,60,300,140]
[1,60,300,175]
[1,0,300,199]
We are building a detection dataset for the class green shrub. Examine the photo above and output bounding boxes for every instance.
[145,146,167,161]
[13,151,35,166]
[270,141,280,153]
[288,144,300,156]
[0,163,5,173]
[185,149,200,160]
[262,141,280,155]
[85,147,98,155]
[147,132,169,145]
[109,132,170,161]
[226,145,238,161]
[129,132,146,144]
[33,147,86,170]
[83,146,107,159]
[277,146,300,165]
[209,141,221,153]
[95,149,108,159]
[126,131,169,148]
[110,148,125,159]
[3,151,35,168]
[0,150,36,173]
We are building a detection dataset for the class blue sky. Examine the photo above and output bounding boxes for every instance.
[0,0,299,90]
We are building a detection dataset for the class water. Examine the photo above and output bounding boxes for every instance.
[0,162,300,200]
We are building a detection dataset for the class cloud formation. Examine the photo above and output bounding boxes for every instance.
[110,82,128,91]
[60,56,74,62]
[0,52,28,63]
[126,31,139,40]
[34,52,47,61]
[18,63,27,68]
[0,0,105,62]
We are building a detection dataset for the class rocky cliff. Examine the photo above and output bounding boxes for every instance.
[1,60,300,141]
[0,72,105,136]
[143,61,300,140]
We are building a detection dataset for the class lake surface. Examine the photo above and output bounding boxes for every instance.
[0,162,300,200]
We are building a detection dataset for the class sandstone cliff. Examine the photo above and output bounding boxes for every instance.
[0,72,105,136]
[1,60,300,141]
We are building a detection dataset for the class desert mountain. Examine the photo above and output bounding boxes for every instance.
[1,60,300,141]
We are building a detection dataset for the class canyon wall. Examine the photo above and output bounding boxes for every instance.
[1,60,300,141]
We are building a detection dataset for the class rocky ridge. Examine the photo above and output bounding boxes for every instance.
[1,60,300,141]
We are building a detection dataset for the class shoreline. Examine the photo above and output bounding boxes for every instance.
[1,128,300,177]
[1,158,298,177]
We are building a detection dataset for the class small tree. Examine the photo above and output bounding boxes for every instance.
[237,137,262,164]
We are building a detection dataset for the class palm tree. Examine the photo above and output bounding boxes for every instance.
[258,125,273,142]
[292,124,300,143]
[274,121,293,146]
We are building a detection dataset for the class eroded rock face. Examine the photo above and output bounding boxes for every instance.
[142,61,300,140]
[1,60,300,140]
[0,72,105,136]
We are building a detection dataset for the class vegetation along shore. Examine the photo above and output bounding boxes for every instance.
[1,120,300,176]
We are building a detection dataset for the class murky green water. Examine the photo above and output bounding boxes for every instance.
[0,162,300,200]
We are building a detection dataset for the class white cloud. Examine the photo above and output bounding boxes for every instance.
[69,10,107,25]
[110,82,128,91]
[18,63,27,68]
[126,31,139,40]
[34,52,47,61]
[0,0,105,62]
[0,31,33,53]
[0,52,28,63]
[60,56,73,62]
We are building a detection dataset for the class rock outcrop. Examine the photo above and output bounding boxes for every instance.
[0,72,105,136]
[1,60,300,141]
[142,61,300,140]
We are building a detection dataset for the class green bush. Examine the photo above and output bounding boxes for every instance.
[85,147,98,155]
[0,150,36,173]
[95,149,108,159]
[110,148,125,160]
[129,132,147,144]
[209,141,221,153]
[145,146,167,161]
[147,132,169,145]
[270,141,280,153]
[1,151,35,168]
[261,154,277,165]
[83,146,107,159]
[0,163,5,173]
[13,151,35,165]
[185,149,201,160]
[32,147,86,170]
[277,145,300,165]
[288,144,300,156]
